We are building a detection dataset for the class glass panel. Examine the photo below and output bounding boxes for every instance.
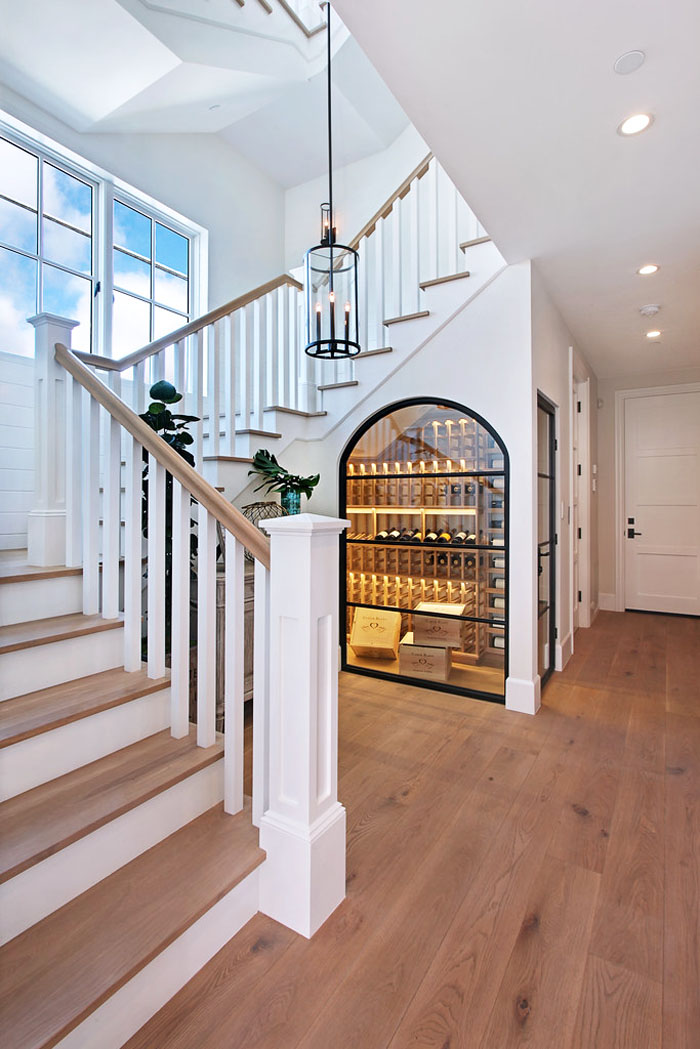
[42,217,91,274]
[114,248,151,297]
[112,290,150,360]
[42,264,91,351]
[0,246,37,356]
[344,401,507,699]
[114,201,151,259]
[155,223,188,276]
[43,164,92,235]
[154,266,188,313]
[0,137,38,209]
[538,608,550,678]
[0,196,37,253]
[537,405,550,474]
[154,304,187,341]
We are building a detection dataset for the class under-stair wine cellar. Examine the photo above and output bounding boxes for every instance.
[341,399,509,701]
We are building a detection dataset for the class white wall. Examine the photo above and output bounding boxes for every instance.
[596,364,700,604]
[0,352,34,549]
[284,124,427,271]
[0,86,286,313]
[531,266,598,665]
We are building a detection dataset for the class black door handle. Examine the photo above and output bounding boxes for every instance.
[627,528,642,539]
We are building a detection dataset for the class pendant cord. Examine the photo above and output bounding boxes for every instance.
[326,2,334,293]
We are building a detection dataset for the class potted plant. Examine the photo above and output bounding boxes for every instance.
[248,448,320,515]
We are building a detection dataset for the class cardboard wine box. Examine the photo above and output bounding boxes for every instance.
[412,601,466,648]
[399,633,451,681]
[349,607,402,660]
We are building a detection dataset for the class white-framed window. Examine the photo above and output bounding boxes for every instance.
[0,119,206,359]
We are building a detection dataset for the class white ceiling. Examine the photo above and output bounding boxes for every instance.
[333,0,700,379]
[0,0,408,186]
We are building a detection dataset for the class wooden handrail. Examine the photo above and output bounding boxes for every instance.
[55,343,271,568]
[76,273,303,374]
[348,153,433,250]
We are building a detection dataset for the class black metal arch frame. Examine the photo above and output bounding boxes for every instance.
[338,395,510,704]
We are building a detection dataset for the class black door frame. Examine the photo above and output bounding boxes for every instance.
[537,392,557,687]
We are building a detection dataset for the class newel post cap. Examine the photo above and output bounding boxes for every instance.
[262,512,350,537]
[27,313,81,330]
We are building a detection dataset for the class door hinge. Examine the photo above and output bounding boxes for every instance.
[554,438,558,451]
[578,590,582,602]
[578,527,582,540]
[577,463,582,476]
[554,627,558,639]
[577,400,581,413]
[554,533,558,545]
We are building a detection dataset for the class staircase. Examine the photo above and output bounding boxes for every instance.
[0,152,504,1046]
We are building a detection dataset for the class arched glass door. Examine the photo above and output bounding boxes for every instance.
[340,399,509,702]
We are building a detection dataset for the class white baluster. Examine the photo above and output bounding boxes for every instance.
[374,216,386,345]
[253,297,266,431]
[421,157,438,283]
[82,393,100,614]
[147,454,166,678]
[101,382,121,620]
[65,373,82,567]
[390,196,402,318]
[134,361,146,414]
[278,286,291,409]
[252,557,270,828]
[152,349,165,384]
[171,478,191,737]
[223,314,236,456]
[209,321,221,458]
[123,434,142,672]
[357,235,369,353]
[224,532,245,814]
[194,328,204,467]
[196,502,217,747]
[241,302,254,430]
[405,176,420,313]
[175,339,185,399]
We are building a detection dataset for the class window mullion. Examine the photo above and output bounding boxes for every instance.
[101,181,114,357]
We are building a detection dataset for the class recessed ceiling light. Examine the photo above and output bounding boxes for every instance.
[646,330,661,339]
[618,113,653,135]
[637,264,659,275]
[614,50,646,75]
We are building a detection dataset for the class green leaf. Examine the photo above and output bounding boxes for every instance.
[148,402,166,415]
[150,380,178,403]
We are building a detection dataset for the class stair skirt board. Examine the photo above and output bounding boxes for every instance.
[52,867,261,1049]
[0,688,171,802]
[0,627,125,702]
[0,575,83,627]
[0,759,224,945]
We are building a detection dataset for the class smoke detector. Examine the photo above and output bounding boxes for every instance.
[639,304,660,317]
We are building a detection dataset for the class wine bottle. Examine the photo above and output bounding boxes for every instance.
[374,529,389,542]
[387,526,403,541]
[424,530,439,544]
[437,529,452,543]
[465,555,476,570]
[437,551,448,567]
[450,553,462,569]
[465,533,477,545]
[452,530,468,544]
[400,528,422,542]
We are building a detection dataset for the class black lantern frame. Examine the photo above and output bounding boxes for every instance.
[304,3,361,360]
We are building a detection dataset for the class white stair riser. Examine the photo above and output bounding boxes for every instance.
[0,687,171,801]
[0,759,224,944]
[53,867,260,1049]
[0,626,124,700]
[0,574,83,627]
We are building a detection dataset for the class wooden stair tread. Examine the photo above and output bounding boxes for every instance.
[383,310,430,326]
[0,613,122,656]
[0,667,170,749]
[356,345,393,358]
[0,727,222,883]
[0,801,263,1049]
[419,270,471,290]
[202,455,253,464]
[263,405,327,418]
[317,380,359,391]
[0,563,82,585]
[235,428,282,438]
[459,234,492,251]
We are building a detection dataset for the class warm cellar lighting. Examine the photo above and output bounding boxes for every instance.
[646,330,662,339]
[618,113,653,135]
[637,264,659,275]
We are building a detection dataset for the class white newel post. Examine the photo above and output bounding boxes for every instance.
[258,513,349,938]
[27,314,80,566]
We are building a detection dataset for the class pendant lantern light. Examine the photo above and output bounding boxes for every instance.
[304,3,360,359]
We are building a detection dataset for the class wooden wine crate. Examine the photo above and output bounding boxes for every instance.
[399,633,451,681]
[349,607,402,660]
[412,601,467,648]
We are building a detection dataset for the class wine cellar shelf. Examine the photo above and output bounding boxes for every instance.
[341,401,508,702]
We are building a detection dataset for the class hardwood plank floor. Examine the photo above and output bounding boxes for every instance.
[126,610,699,1049]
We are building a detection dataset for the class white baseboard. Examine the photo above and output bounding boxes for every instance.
[554,632,573,672]
[0,760,224,944]
[0,687,171,801]
[54,865,261,1049]
[0,626,124,700]
[598,592,616,612]
[505,675,541,715]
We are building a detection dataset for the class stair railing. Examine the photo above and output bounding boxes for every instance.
[30,315,348,937]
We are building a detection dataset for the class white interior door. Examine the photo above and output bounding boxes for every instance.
[624,390,700,615]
